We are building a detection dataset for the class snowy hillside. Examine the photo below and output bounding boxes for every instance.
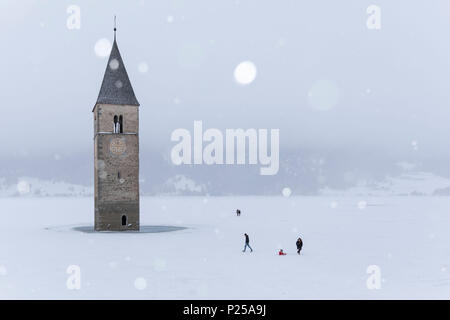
[320,172,450,197]
[0,174,206,197]
[0,177,93,197]
[3,171,450,198]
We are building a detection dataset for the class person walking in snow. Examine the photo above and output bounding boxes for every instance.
[236,209,241,216]
[296,237,303,255]
[242,233,253,252]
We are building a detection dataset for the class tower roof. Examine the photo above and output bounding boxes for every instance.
[95,38,140,107]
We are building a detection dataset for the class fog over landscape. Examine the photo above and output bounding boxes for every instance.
[2,1,450,195]
[3,0,450,302]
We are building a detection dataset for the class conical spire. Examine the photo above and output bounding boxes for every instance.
[96,23,139,106]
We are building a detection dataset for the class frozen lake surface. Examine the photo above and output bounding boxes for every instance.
[0,196,449,299]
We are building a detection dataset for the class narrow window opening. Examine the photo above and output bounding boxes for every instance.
[117,171,121,179]
[121,215,127,226]
[113,115,118,133]
[119,115,123,133]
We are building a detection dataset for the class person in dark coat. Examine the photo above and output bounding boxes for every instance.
[296,237,303,255]
[236,209,241,216]
[242,233,253,252]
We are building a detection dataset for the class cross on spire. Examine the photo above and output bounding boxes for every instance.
[114,15,117,40]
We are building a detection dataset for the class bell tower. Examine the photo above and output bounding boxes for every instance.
[93,22,140,231]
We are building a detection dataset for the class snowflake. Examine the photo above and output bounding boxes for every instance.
[282,187,292,197]
[234,61,257,85]
[94,38,112,58]
[134,277,147,290]
[357,201,367,210]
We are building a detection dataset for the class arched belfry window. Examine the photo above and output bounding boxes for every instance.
[113,115,119,133]
[121,215,127,226]
[119,115,123,133]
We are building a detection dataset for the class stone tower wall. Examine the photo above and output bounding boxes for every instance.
[94,103,140,231]
[94,104,139,134]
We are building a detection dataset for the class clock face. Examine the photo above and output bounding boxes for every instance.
[109,138,126,155]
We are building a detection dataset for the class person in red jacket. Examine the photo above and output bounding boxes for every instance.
[278,249,286,255]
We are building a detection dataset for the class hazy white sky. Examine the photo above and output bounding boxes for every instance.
[1,0,450,161]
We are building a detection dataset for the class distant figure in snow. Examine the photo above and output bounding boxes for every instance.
[278,249,286,256]
[236,209,241,216]
[242,233,253,252]
[296,237,303,255]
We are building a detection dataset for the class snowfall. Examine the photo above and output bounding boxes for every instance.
[0,195,449,299]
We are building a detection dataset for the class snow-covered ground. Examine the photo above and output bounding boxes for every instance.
[0,196,449,299]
